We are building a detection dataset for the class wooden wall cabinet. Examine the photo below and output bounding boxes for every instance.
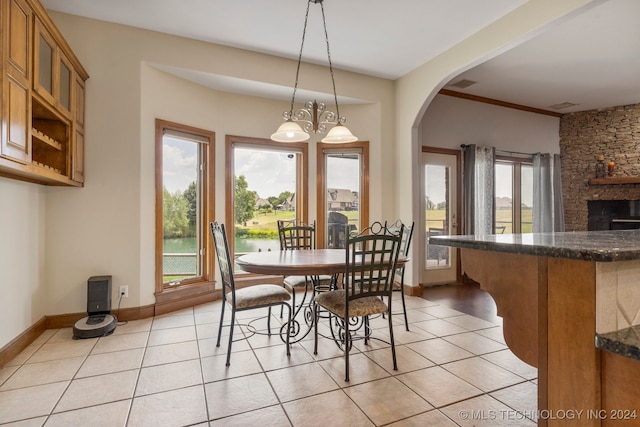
[1,0,32,165]
[0,0,88,186]
[72,75,85,182]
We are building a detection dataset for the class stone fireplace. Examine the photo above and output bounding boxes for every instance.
[560,103,640,231]
[587,199,640,230]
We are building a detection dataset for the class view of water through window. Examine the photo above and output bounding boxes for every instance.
[162,133,201,284]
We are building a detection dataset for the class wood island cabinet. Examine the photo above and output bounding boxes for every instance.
[0,0,88,186]
[434,231,640,427]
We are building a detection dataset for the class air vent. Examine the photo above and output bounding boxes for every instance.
[549,102,578,110]
[449,79,477,89]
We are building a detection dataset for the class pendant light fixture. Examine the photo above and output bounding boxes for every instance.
[271,0,357,143]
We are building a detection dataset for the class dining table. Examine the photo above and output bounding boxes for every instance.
[236,248,408,275]
[235,248,408,343]
[236,248,347,276]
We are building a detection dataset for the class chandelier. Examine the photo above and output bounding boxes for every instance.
[271,0,358,143]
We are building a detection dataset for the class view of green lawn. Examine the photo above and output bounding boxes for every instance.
[239,208,534,236]
[238,210,359,237]
[426,208,533,234]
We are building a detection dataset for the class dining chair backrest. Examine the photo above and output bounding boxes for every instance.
[210,221,235,301]
[344,221,403,303]
[384,220,414,331]
[278,219,316,251]
[387,220,414,257]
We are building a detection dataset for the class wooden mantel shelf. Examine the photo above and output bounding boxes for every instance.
[588,177,640,185]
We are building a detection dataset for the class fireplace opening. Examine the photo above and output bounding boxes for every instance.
[588,200,640,230]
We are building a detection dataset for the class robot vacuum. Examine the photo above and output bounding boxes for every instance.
[73,275,118,339]
[73,314,117,339]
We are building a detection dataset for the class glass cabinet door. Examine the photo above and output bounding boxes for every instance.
[34,19,73,117]
[35,23,54,100]
[58,53,72,113]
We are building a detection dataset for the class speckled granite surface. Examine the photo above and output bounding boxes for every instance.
[430,229,640,262]
[596,326,640,361]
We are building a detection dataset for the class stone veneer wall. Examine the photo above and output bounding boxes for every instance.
[560,103,640,231]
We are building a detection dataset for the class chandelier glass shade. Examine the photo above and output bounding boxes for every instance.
[271,120,310,143]
[271,0,357,144]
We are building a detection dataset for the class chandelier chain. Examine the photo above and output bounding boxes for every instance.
[319,1,341,121]
[288,0,312,118]
[271,0,356,143]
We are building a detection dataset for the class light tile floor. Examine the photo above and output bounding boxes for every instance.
[0,294,538,426]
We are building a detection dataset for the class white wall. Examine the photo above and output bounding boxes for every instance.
[0,177,46,348]
[421,95,560,153]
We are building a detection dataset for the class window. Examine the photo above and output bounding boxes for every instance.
[225,136,308,265]
[317,142,369,248]
[155,119,215,296]
[495,157,533,233]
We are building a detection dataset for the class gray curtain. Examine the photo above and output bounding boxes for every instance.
[463,144,495,235]
[553,154,565,232]
[463,145,476,235]
[533,153,565,232]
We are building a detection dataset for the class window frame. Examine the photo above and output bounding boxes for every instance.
[316,141,369,248]
[225,135,309,269]
[495,155,533,234]
[154,119,216,306]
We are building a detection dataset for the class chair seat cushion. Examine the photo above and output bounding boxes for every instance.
[283,276,308,288]
[284,275,333,288]
[229,284,291,310]
[314,290,388,318]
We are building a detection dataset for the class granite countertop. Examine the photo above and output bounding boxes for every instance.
[430,229,640,262]
[596,326,640,361]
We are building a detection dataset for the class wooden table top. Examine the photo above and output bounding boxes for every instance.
[236,249,346,276]
[236,249,408,276]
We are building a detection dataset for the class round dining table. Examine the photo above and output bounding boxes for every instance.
[236,248,408,275]
[235,248,409,342]
[235,248,347,276]
[236,249,349,343]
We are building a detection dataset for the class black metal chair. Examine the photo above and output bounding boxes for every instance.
[278,219,316,251]
[313,222,403,381]
[210,221,292,366]
[388,220,414,331]
[277,219,332,301]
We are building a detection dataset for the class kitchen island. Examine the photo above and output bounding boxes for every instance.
[431,230,640,426]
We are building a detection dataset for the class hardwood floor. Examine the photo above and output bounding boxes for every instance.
[421,282,501,324]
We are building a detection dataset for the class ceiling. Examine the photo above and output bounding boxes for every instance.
[41,0,640,114]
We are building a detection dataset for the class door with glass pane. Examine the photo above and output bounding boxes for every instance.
[422,151,458,285]
[495,159,533,233]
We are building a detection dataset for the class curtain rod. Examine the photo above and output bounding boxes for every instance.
[496,149,538,157]
[459,144,538,157]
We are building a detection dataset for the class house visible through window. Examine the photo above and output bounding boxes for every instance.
[317,142,369,248]
[225,136,308,267]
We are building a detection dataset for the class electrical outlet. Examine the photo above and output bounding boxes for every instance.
[119,285,128,298]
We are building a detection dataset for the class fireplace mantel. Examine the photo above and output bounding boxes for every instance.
[589,177,640,185]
